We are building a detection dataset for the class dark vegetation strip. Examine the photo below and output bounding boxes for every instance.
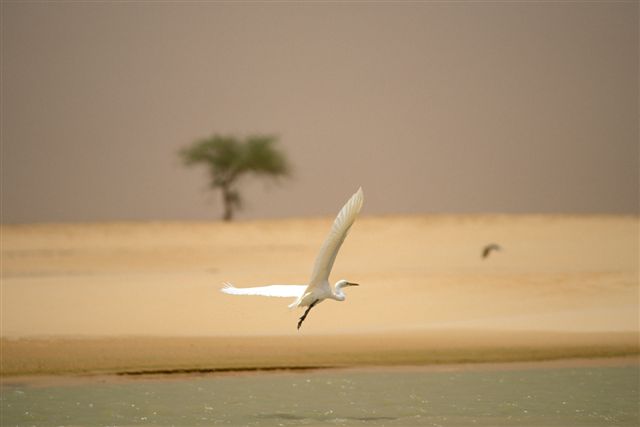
[116,366,334,376]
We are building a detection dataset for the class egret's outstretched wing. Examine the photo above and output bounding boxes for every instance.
[307,187,364,289]
[221,282,306,298]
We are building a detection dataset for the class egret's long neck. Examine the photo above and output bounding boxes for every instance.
[332,282,347,301]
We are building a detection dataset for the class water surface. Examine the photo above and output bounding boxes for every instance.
[2,364,638,426]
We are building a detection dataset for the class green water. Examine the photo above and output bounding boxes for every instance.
[1,365,638,426]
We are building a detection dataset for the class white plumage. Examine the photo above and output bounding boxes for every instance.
[221,187,364,329]
[221,283,306,298]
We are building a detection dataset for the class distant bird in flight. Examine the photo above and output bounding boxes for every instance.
[221,187,364,330]
[482,243,502,259]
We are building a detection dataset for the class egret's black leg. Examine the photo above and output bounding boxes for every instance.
[297,300,319,330]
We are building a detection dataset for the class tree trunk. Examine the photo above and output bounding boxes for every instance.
[221,185,234,221]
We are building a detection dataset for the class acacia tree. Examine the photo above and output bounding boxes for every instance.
[180,135,291,221]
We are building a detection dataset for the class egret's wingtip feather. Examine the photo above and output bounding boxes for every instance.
[352,187,364,215]
[354,186,364,203]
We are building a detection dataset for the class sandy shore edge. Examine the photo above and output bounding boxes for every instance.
[2,330,638,380]
[2,355,638,389]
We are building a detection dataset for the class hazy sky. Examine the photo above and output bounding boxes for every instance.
[2,1,638,223]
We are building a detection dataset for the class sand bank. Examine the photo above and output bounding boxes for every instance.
[1,215,638,378]
[2,215,638,337]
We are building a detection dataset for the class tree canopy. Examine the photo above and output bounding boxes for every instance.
[180,135,291,221]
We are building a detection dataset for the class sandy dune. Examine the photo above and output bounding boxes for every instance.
[1,215,638,375]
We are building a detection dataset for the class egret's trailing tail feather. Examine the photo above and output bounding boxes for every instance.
[221,282,236,294]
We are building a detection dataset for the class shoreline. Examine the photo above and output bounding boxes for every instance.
[2,330,638,379]
[2,355,638,389]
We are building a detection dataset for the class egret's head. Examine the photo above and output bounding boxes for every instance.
[335,279,359,289]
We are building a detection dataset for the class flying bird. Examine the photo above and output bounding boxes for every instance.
[482,243,501,259]
[221,187,364,330]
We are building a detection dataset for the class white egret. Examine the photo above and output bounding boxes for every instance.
[221,187,364,329]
